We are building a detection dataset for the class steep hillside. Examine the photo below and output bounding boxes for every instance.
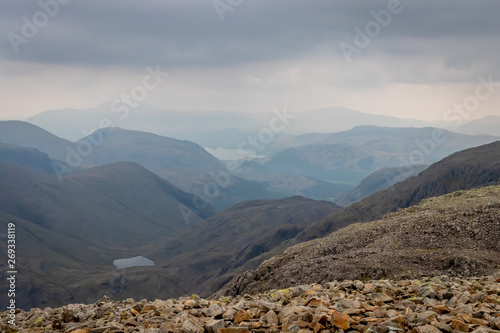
[80,127,222,181]
[0,122,277,210]
[0,162,209,246]
[219,185,500,295]
[0,162,212,309]
[79,127,279,210]
[297,141,500,241]
[149,196,342,298]
[335,164,429,207]
[0,143,57,174]
[0,121,73,162]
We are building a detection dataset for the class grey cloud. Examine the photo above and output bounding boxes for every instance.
[1,0,499,76]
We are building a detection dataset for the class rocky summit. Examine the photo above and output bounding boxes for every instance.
[2,272,500,333]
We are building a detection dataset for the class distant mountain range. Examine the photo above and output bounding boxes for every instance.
[263,125,498,183]
[0,121,279,210]
[283,107,429,134]
[456,115,500,137]
[296,140,500,242]
[1,116,499,309]
[25,104,499,151]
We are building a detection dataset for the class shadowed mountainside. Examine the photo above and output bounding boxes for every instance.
[334,164,429,207]
[0,143,59,174]
[296,141,500,242]
[0,122,279,210]
[0,121,73,162]
[218,185,500,296]
[148,196,343,298]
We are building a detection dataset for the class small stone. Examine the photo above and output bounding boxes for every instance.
[204,319,225,333]
[218,328,250,333]
[354,281,365,290]
[223,308,237,320]
[460,314,473,323]
[495,317,500,329]
[470,318,489,327]
[457,291,471,305]
[181,317,204,333]
[470,329,489,333]
[370,293,393,304]
[285,323,300,333]
[484,295,499,304]
[451,319,469,332]
[418,311,438,321]
[433,304,450,314]
[329,310,350,330]
[234,309,251,324]
[417,286,436,298]
[415,325,442,333]
[432,321,452,332]
[141,303,156,313]
[493,270,500,282]
[361,302,378,311]
[260,310,279,327]
[470,292,487,303]
[308,297,329,308]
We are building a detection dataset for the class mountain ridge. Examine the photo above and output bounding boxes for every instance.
[218,184,500,296]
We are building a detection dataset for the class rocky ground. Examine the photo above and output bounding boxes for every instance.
[2,272,500,333]
[219,186,500,296]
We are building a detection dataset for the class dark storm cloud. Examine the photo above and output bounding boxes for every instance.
[1,0,499,70]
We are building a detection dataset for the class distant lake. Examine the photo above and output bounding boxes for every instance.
[204,147,265,161]
[113,256,155,269]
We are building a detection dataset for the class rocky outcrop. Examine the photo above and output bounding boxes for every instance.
[2,272,500,333]
[218,185,500,296]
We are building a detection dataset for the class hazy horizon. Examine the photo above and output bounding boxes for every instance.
[1,1,500,122]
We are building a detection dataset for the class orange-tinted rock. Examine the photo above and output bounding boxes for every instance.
[329,310,350,330]
[218,328,250,333]
[451,319,469,332]
[234,310,251,324]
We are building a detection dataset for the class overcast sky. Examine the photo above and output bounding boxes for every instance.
[1,0,499,121]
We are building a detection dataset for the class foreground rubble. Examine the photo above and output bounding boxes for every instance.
[2,272,500,333]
